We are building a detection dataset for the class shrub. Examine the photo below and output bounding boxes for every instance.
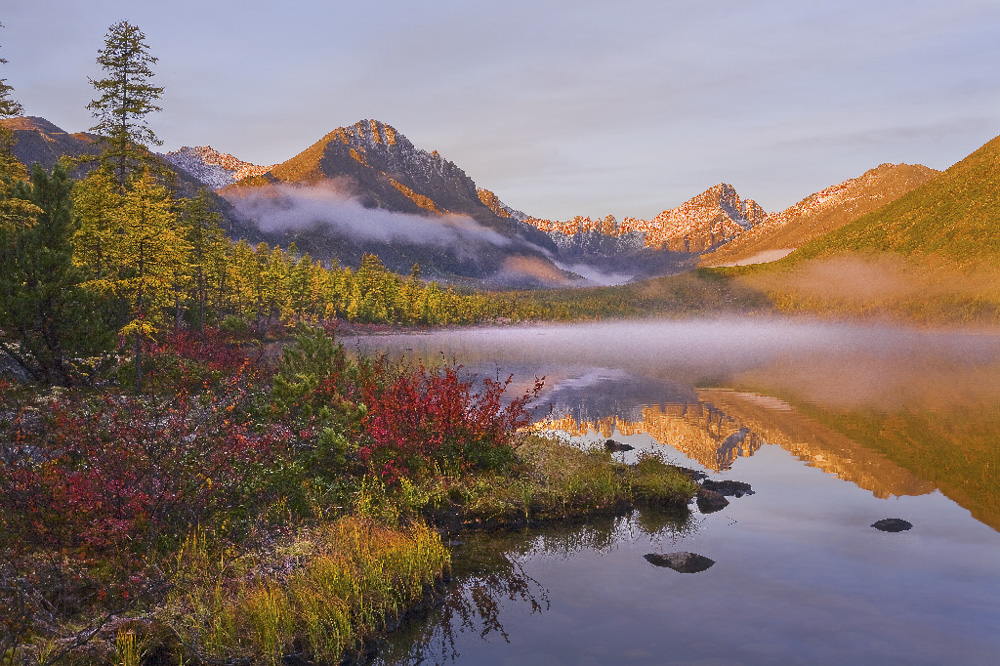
[0,374,290,562]
[360,365,543,482]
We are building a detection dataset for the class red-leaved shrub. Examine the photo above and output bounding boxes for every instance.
[360,365,542,481]
[0,372,289,560]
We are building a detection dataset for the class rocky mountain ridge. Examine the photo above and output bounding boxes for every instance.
[477,187,529,221]
[2,114,950,285]
[162,145,275,190]
[522,183,771,254]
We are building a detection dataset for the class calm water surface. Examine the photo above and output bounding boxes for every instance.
[348,319,1000,665]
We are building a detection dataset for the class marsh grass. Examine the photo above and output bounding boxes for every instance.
[162,517,449,665]
[400,436,698,527]
[113,629,141,666]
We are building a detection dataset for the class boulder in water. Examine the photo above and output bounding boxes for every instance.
[696,488,730,513]
[604,439,634,452]
[872,518,912,532]
[701,478,754,497]
[644,552,716,573]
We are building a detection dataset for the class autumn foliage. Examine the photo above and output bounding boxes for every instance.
[362,366,541,481]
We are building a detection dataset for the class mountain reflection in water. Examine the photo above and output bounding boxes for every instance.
[347,318,1000,529]
[348,319,1000,664]
[537,387,935,500]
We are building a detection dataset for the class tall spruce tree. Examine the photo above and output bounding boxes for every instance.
[0,21,28,218]
[87,21,163,190]
[0,22,23,120]
[0,164,112,385]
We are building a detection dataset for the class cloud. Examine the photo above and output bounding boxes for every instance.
[225,182,510,248]
[553,260,634,286]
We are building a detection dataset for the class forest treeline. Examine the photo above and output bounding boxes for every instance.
[0,160,551,382]
[0,19,564,388]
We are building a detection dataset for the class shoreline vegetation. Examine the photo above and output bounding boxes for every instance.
[0,325,698,666]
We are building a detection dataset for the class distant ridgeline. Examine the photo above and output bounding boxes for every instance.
[3,114,987,299]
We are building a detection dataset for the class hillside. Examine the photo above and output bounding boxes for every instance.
[0,116,264,242]
[0,116,102,169]
[719,134,1000,323]
[700,163,940,267]
[783,135,1000,267]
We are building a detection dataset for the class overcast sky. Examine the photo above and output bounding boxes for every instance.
[4,0,1000,219]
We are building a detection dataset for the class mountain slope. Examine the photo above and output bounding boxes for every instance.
[700,163,940,267]
[786,135,1000,268]
[220,119,565,284]
[232,119,550,244]
[719,135,1000,324]
[0,116,102,169]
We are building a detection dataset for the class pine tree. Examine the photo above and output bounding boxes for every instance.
[0,164,113,385]
[115,173,190,390]
[0,22,29,224]
[180,191,227,334]
[0,22,23,120]
[87,21,164,190]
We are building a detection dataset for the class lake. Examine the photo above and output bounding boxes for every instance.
[347,318,1000,665]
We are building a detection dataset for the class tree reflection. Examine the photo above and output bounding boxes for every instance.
[367,508,695,665]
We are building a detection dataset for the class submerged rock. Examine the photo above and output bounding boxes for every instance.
[604,439,634,452]
[644,552,716,573]
[675,466,708,483]
[696,488,730,513]
[872,518,912,532]
[702,479,754,497]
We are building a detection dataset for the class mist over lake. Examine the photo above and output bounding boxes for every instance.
[351,317,1000,665]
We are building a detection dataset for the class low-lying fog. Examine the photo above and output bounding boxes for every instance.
[348,317,1000,411]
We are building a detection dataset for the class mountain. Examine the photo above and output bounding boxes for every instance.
[162,146,276,190]
[511,183,769,282]
[700,163,940,267]
[0,116,263,241]
[227,119,548,239]
[0,116,102,170]
[523,183,769,254]
[217,119,567,284]
[783,136,1000,267]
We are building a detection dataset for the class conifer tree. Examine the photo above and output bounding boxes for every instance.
[87,21,163,190]
[180,191,227,334]
[73,169,122,281]
[115,173,190,390]
[0,22,23,120]
[0,164,112,385]
[0,22,29,223]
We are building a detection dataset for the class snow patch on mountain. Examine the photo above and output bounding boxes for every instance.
[163,146,276,190]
